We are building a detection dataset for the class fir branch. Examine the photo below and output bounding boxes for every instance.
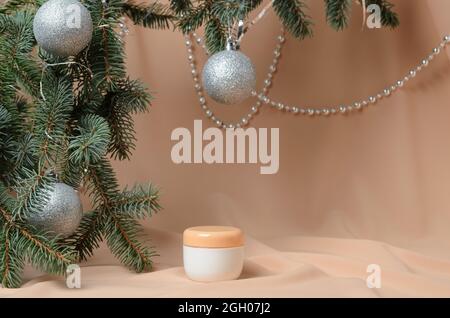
[59,158,84,190]
[204,17,227,54]
[103,213,156,272]
[106,109,135,160]
[113,78,152,114]
[123,1,174,29]
[85,0,126,89]
[0,0,44,14]
[10,223,74,275]
[100,80,150,161]
[364,0,399,28]
[272,0,312,39]
[13,169,54,220]
[0,188,74,287]
[85,158,120,208]
[32,71,73,164]
[325,0,352,31]
[0,11,41,96]
[0,106,12,133]
[210,0,263,24]
[11,55,41,97]
[0,0,162,288]
[8,133,36,180]
[177,0,264,53]
[169,0,193,15]
[64,210,105,261]
[114,184,160,219]
[0,107,15,173]
[0,62,17,113]
[0,11,35,52]
[178,0,212,34]
[82,159,158,271]
[68,114,111,166]
[0,226,25,288]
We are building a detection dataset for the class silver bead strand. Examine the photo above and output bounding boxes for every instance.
[187,30,449,124]
[256,34,449,118]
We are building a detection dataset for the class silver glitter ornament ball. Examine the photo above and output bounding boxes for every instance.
[202,49,256,105]
[27,183,83,237]
[33,0,93,57]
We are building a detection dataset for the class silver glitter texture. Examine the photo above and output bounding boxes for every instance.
[202,49,256,105]
[27,183,83,237]
[33,0,93,57]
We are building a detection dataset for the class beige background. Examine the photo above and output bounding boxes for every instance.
[3,0,450,297]
[122,0,450,251]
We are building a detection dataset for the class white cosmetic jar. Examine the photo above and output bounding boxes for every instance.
[183,226,245,282]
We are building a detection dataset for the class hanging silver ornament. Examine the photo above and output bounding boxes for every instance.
[202,45,256,105]
[27,183,83,237]
[33,0,93,57]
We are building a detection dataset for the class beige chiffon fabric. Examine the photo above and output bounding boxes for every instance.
[2,0,450,297]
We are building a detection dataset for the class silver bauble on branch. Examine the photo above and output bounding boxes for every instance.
[27,183,83,237]
[33,0,93,57]
[202,47,256,105]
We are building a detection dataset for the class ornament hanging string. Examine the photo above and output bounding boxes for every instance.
[39,61,93,102]
[360,0,367,29]
[43,131,60,172]
[38,61,92,188]
[238,0,274,43]
[191,1,274,55]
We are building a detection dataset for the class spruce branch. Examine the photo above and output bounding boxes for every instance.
[0,106,12,132]
[69,114,111,166]
[115,184,160,219]
[0,107,15,172]
[204,17,227,54]
[0,11,41,97]
[0,64,17,114]
[177,0,264,53]
[363,0,399,28]
[102,93,137,161]
[178,0,212,34]
[63,159,116,260]
[210,0,264,24]
[0,0,162,288]
[13,169,54,220]
[0,0,44,14]
[85,0,126,89]
[72,158,159,270]
[0,226,25,288]
[85,158,120,208]
[169,0,193,15]
[123,1,174,29]
[99,79,151,161]
[11,223,74,276]
[272,0,312,39]
[32,71,73,163]
[0,186,74,288]
[7,133,36,180]
[64,210,105,261]
[325,0,352,31]
[103,213,156,272]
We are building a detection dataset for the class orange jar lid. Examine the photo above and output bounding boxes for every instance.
[183,226,244,248]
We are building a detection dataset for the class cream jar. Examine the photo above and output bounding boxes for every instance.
[183,226,245,282]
